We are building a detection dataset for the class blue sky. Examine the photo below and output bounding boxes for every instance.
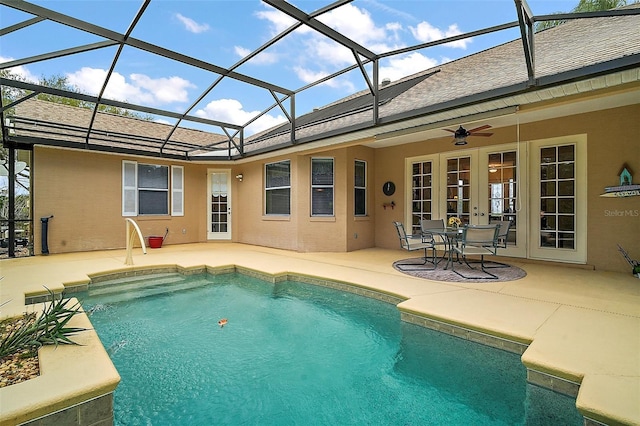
[1,0,577,135]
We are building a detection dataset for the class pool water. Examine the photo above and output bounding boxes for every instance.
[80,272,582,426]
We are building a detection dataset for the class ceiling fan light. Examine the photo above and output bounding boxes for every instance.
[453,125,469,145]
[488,166,498,173]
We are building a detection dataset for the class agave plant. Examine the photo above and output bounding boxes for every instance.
[0,288,86,359]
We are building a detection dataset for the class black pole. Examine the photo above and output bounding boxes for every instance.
[8,147,15,258]
[41,215,53,255]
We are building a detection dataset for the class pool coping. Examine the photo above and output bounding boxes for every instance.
[0,303,119,426]
[2,263,637,425]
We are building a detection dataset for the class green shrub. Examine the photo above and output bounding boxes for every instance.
[0,289,86,359]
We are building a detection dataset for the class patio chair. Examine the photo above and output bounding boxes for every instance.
[393,221,438,270]
[478,220,513,269]
[451,224,500,279]
[496,220,512,249]
[420,218,448,256]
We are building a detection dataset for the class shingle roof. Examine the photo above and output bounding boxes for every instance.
[242,9,640,153]
[13,98,234,158]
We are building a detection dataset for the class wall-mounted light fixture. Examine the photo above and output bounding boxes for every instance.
[235,173,243,182]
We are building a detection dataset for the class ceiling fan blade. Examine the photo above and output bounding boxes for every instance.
[443,128,456,133]
[470,132,493,137]
[467,124,491,133]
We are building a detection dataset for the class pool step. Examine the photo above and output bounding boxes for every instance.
[85,273,213,304]
[89,273,186,294]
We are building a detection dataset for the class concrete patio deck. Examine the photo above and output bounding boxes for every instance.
[1,243,639,425]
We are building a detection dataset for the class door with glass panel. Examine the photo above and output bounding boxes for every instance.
[481,147,524,256]
[409,156,440,235]
[440,152,478,227]
[207,170,231,240]
[529,137,586,263]
[409,145,524,256]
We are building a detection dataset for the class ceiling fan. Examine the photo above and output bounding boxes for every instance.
[444,125,493,145]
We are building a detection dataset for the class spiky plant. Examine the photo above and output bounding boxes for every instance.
[0,288,86,359]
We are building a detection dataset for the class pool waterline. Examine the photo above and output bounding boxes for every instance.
[77,277,584,424]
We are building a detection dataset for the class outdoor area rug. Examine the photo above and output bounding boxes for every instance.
[393,258,527,283]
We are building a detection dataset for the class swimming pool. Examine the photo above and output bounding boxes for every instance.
[80,272,582,425]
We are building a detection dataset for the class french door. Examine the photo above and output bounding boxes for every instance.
[408,144,525,257]
[207,170,231,240]
[407,137,586,262]
[528,136,586,263]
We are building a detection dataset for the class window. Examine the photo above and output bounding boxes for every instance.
[265,160,291,215]
[411,160,434,234]
[354,160,366,216]
[122,161,183,216]
[311,158,334,216]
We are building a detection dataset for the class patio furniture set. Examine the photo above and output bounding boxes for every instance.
[393,220,512,279]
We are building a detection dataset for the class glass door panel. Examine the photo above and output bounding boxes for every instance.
[411,146,525,258]
[208,170,231,240]
[487,150,518,246]
[410,160,435,235]
[529,136,586,263]
[444,155,474,226]
[539,144,576,249]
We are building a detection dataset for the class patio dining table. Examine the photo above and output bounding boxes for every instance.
[422,227,464,269]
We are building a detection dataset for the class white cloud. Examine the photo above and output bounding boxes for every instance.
[255,6,311,35]
[129,74,194,103]
[385,22,403,43]
[360,0,418,23]
[0,56,38,83]
[293,66,355,92]
[66,67,111,96]
[378,52,439,82]
[251,2,461,97]
[66,67,195,106]
[234,46,278,65]
[294,67,329,85]
[305,39,354,67]
[409,22,471,49]
[317,4,386,46]
[175,13,210,34]
[195,98,286,136]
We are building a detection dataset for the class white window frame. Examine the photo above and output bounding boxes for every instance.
[122,160,184,217]
[311,157,334,217]
[265,160,291,215]
[528,135,587,264]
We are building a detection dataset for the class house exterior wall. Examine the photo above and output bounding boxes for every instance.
[31,104,638,273]
[232,145,376,252]
[232,154,300,251]
[32,148,216,254]
[346,145,376,252]
[372,103,639,273]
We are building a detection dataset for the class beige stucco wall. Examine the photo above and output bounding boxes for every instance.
[372,103,639,273]
[32,148,218,254]
[31,102,638,273]
[233,145,375,252]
